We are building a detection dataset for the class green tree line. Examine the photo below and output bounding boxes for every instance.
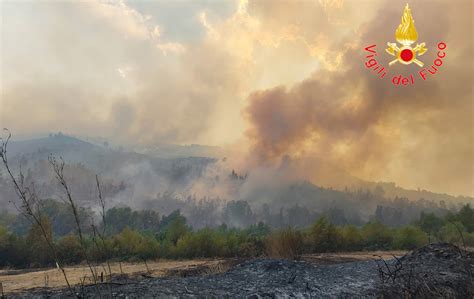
[0,203,473,268]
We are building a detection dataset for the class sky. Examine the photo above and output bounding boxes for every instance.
[0,0,473,197]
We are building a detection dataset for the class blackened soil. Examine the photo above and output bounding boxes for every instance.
[11,243,473,298]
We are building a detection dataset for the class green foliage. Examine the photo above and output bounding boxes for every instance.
[40,199,93,236]
[113,228,144,258]
[307,216,342,252]
[455,204,474,233]
[416,205,473,245]
[362,220,393,250]
[176,228,218,258]
[394,226,428,250]
[438,221,465,244]
[341,225,363,250]
[1,203,473,268]
[159,210,189,245]
[0,230,29,267]
[136,234,160,261]
[105,207,161,235]
[57,234,82,264]
[464,232,474,247]
[28,216,55,266]
[417,212,444,238]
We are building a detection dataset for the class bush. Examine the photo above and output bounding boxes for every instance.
[394,226,428,250]
[463,232,474,247]
[57,234,83,264]
[456,204,474,233]
[136,235,160,260]
[159,212,189,245]
[307,216,342,252]
[417,212,444,238]
[341,225,363,251]
[0,226,29,267]
[438,221,466,245]
[26,216,55,266]
[176,229,217,258]
[113,228,144,259]
[265,227,302,259]
[362,220,393,250]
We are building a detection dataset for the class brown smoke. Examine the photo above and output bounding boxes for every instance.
[244,0,473,196]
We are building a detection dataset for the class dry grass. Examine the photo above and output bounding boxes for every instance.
[265,228,303,259]
[0,259,222,294]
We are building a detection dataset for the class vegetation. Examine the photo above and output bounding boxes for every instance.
[0,132,472,278]
[1,203,473,268]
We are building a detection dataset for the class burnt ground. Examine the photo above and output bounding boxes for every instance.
[9,243,473,298]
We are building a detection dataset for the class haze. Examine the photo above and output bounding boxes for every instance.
[1,0,473,196]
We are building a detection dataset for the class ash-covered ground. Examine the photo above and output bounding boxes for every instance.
[11,243,473,298]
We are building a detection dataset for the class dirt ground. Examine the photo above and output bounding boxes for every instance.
[0,251,406,295]
[0,259,220,294]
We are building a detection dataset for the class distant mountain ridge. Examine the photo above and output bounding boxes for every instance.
[4,134,473,205]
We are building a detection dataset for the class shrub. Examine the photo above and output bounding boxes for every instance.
[457,204,474,233]
[394,226,428,250]
[341,225,363,251]
[438,221,466,245]
[160,213,189,245]
[57,234,83,264]
[26,216,54,266]
[464,232,474,247]
[175,229,217,258]
[136,235,160,260]
[307,216,342,252]
[362,220,393,250]
[113,227,144,258]
[417,212,444,238]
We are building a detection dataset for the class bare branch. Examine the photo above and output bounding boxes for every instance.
[0,129,75,297]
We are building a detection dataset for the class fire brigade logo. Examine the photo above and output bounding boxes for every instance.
[386,4,427,67]
[363,3,446,85]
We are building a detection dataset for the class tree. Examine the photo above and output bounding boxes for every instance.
[57,234,83,264]
[105,207,135,234]
[362,220,393,250]
[39,199,94,236]
[438,221,466,245]
[308,216,342,252]
[26,215,54,266]
[457,204,474,233]
[0,130,74,294]
[114,228,143,258]
[417,212,444,240]
[223,200,254,228]
[341,225,363,250]
[394,226,428,250]
[163,214,189,245]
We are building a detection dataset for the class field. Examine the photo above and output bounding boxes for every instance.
[0,251,407,295]
[0,259,218,294]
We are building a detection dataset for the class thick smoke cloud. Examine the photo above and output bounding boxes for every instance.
[244,0,473,196]
[1,0,472,196]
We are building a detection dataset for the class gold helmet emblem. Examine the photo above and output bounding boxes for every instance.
[386,4,427,67]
